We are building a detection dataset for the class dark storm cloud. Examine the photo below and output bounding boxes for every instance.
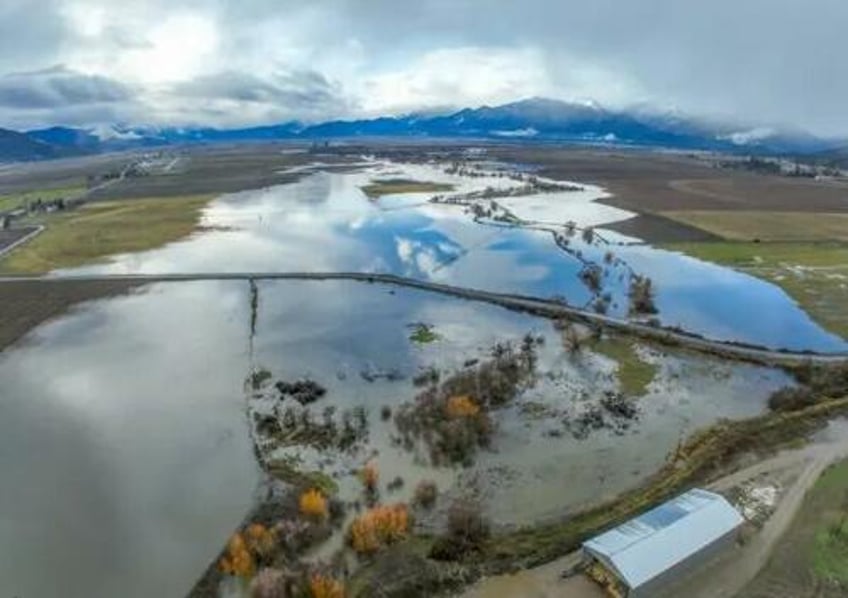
[0,66,132,109]
[172,70,347,112]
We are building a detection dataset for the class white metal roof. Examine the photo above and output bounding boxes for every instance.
[582,488,744,590]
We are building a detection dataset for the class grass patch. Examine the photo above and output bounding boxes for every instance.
[592,338,658,396]
[360,179,453,199]
[665,241,848,338]
[409,323,440,344]
[661,211,848,242]
[0,184,87,213]
[812,461,848,589]
[0,195,214,274]
[744,457,848,596]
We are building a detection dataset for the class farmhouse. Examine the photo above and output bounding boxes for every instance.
[582,488,744,597]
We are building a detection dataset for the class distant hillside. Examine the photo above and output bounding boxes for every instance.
[12,97,846,161]
[0,128,80,162]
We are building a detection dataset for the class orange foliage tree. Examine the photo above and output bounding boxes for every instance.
[309,573,345,598]
[446,395,480,418]
[359,460,379,492]
[349,503,410,554]
[299,488,329,520]
[218,532,255,578]
[245,523,277,560]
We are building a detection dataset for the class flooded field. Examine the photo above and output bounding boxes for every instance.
[0,277,792,597]
[0,157,843,597]
[61,160,847,352]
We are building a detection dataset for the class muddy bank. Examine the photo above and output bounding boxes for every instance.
[604,212,720,243]
[0,279,136,351]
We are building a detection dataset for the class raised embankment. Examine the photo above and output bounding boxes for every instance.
[1,271,846,367]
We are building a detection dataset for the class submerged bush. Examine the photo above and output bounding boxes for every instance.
[219,532,256,579]
[309,573,345,598]
[349,504,410,554]
[768,385,817,412]
[429,499,490,561]
[300,489,329,521]
[413,480,439,509]
[629,274,658,315]
[445,395,480,418]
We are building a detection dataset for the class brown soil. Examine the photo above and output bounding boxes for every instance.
[0,279,135,351]
[490,146,848,216]
[604,213,720,243]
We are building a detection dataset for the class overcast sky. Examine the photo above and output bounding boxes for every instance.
[0,0,845,135]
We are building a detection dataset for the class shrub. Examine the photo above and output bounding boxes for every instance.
[250,568,286,598]
[245,523,277,562]
[360,461,379,493]
[768,385,817,412]
[300,489,329,520]
[309,573,345,598]
[629,275,657,315]
[429,499,490,561]
[219,532,255,578]
[445,395,480,418]
[413,480,438,509]
[349,504,410,554]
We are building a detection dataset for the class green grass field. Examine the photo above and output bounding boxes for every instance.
[0,184,87,214]
[742,458,848,597]
[665,241,848,339]
[662,210,848,242]
[591,338,658,396]
[0,195,214,274]
[360,179,454,198]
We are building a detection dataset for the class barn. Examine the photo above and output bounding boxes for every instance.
[581,488,744,597]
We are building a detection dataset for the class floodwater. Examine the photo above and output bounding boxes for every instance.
[0,157,838,597]
[0,282,260,598]
[63,160,847,352]
[0,277,792,597]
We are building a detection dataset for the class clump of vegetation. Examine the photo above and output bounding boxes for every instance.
[250,368,273,390]
[300,489,329,521]
[582,227,595,244]
[309,573,346,598]
[409,323,440,344]
[249,568,287,598]
[219,524,278,580]
[395,339,538,465]
[629,274,658,315]
[770,362,848,412]
[259,404,368,453]
[768,386,818,412]
[219,532,257,578]
[579,264,603,293]
[429,499,490,561]
[348,504,410,555]
[413,480,439,509]
[445,395,480,418]
[412,366,440,387]
[360,461,379,493]
[276,378,327,405]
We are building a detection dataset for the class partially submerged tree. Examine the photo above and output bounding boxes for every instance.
[629,274,658,315]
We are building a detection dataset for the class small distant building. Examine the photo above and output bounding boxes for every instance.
[582,488,744,598]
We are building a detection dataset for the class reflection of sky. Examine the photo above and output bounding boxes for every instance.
[61,161,848,352]
[0,282,259,598]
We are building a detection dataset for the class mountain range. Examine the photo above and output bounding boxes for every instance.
[3,97,844,162]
